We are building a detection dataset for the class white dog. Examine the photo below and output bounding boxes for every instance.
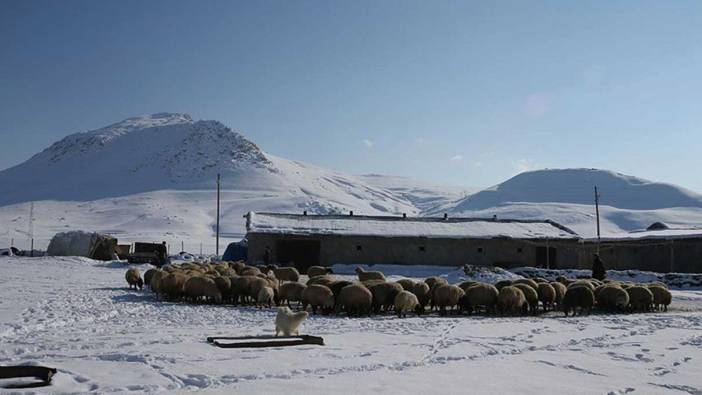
[275,306,309,337]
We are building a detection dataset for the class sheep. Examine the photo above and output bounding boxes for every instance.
[307,266,333,277]
[328,280,353,298]
[275,307,309,336]
[627,286,654,312]
[368,282,404,313]
[459,283,498,314]
[550,281,567,306]
[562,286,595,316]
[257,286,275,308]
[648,285,672,312]
[240,266,261,277]
[248,277,272,301]
[536,283,556,312]
[394,290,420,318]
[432,285,465,316]
[336,283,373,317]
[213,276,232,300]
[301,284,335,314]
[273,267,300,284]
[279,282,306,309]
[647,281,669,290]
[513,283,539,314]
[229,261,246,274]
[231,275,256,304]
[494,280,513,290]
[532,277,549,284]
[306,275,335,287]
[125,268,143,290]
[161,273,188,300]
[457,280,478,292]
[568,279,595,291]
[411,281,431,310]
[513,278,539,291]
[143,268,157,288]
[149,269,166,295]
[184,276,222,304]
[425,276,448,290]
[497,286,527,315]
[596,285,629,312]
[355,267,385,282]
[396,278,416,291]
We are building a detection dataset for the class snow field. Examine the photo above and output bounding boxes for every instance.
[1,256,702,394]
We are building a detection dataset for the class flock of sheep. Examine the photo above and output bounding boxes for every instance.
[124,262,673,318]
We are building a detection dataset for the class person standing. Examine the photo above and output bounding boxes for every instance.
[592,253,606,280]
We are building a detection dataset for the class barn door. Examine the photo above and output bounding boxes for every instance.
[535,246,558,268]
[275,239,320,271]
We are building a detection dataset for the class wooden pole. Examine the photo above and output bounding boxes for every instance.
[216,173,221,256]
[594,186,601,254]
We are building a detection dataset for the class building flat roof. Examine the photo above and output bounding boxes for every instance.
[588,227,702,242]
[245,212,580,240]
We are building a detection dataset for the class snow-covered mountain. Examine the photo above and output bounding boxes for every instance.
[435,169,702,237]
[0,113,454,249]
[2,113,701,250]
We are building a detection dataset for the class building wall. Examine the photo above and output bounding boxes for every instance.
[578,238,702,273]
[246,233,580,270]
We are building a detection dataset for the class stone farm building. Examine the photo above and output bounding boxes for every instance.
[244,212,581,271]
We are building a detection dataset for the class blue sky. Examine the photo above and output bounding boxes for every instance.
[2,0,701,191]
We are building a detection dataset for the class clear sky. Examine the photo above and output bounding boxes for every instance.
[2,0,701,191]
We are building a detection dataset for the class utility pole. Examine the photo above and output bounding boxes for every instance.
[28,202,34,257]
[216,173,221,256]
[594,186,601,255]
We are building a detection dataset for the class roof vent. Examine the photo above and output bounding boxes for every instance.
[647,222,669,231]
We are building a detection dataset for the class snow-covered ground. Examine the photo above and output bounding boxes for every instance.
[2,257,702,394]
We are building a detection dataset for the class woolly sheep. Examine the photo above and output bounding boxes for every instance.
[306,275,335,287]
[627,286,654,312]
[143,269,156,288]
[536,283,556,312]
[213,276,232,299]
[161,273,188,300]
[328,280,353,298]
[125,268,143,290]
[596,285,629,312]
[513,283,539,314]
[279,282,307,309]
[394,290,420,318]
[497,286,527,315]
[494,280,513,290]
[396,278,416,291]
[647,281,669,290]
[301,284,335,314]
[240,266,261,277]
[355,267,386,282]
[230,261,246,274]
[432,285,465,316]
[648,285,672,312]
[550,282,567,306]
[568,279,595,291]
[336,283,373,317]
[275,306,308,336]
[562,286,595,316]
[149,270,166,295]
[273,267,300,284]
[425,276,448,290]
[513,278,539,291]
[307,266,333,277]
[459,283,498,314]
[257,286,275,308]
[368,282,403,313]
[411,281,431,309]
[184,276,222,304]
[457,280,478,292]
[532,277,549,284]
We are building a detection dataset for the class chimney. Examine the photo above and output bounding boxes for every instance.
[350,210,354,216]
[443,213,448,220]
[303,210,307,216]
